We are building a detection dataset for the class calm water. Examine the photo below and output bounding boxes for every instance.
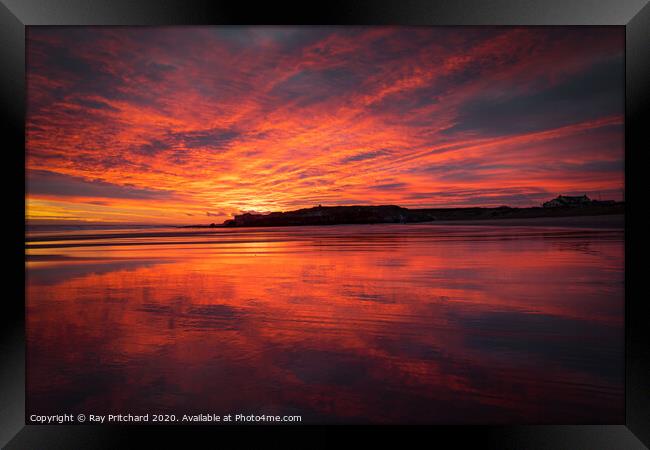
[26,223,624,424]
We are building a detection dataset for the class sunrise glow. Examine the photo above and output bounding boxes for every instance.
[26,27,624,225]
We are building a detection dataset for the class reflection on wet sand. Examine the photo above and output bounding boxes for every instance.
[26,224,624,423]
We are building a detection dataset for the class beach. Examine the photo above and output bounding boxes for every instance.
[421,213,624,229]
[26,221,624,423]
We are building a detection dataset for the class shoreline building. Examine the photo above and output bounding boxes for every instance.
[542,195,592,208]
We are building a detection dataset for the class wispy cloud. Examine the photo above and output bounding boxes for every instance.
[26,26,624,224]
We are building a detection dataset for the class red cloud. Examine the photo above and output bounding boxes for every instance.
[26,27,624,224]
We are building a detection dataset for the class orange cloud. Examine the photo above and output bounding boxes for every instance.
[26,26,624,224]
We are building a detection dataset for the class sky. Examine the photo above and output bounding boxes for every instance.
[26,26,624,225]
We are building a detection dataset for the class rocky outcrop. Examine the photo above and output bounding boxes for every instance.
[219,202,624,227]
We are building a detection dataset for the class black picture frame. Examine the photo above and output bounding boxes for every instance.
[2,0,648,448]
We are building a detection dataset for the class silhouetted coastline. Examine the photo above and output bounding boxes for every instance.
[180,198,624,228]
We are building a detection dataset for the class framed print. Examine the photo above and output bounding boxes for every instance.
[2,0,649,448]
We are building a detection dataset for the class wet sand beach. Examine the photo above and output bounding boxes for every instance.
[26,221,624,423]
[422,213,624,229]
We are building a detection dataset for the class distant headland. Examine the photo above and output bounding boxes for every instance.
[179,195,624,228]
